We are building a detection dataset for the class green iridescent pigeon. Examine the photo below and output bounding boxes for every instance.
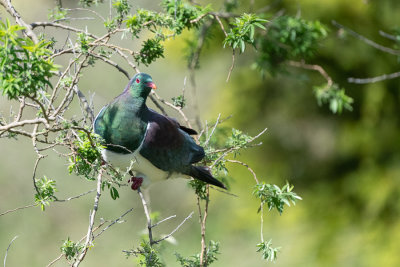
[94,73,226,190]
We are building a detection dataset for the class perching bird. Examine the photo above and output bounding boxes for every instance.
[94,73,226,190]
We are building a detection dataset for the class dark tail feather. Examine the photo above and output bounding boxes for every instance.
[189,166,226,189]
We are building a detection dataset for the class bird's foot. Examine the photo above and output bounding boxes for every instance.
[128,176,143,190]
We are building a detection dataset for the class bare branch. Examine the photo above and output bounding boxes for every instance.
[204,113,221,146]
[0,118,48,133]
[137,188,154,245]
[227,159,259,184]
[0,204,36,217]
[0,0,38,43]
[30,21,97,39]
[93,208,134,239]
[151,215,176,229]
[332,20,400,56]
[73,169,103,267]
[214,15,228,37]
[226,49,236,82]
[151,91,192,128]
[288,60,333,88]
[379,30,398,41]
[64,8,106,22]
[3,236,18,267]
[55,189,96,202]
[348,71,400,84]
[89,52,130,79]
[153,212,194,244]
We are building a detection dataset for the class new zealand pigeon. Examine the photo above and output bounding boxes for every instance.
[94,73,226,190]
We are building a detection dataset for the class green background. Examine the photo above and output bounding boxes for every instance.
[1,0,400,266]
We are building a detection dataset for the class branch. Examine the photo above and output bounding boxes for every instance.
[30,21,97,39]
[3,236,18,267]
[0,204,36,217]
[348,71,400,84]
[73,169,103,267]
[55,189,96,202]
[226,49,235,82]
[93,208,134,239]
[151,91,192,128]
[0,118,49,133]
[200,186,210,267]
[153,212,194,244]
[72,85,95,124]
[332,20,400,56]
[227,159,259,184]
[137,188,154,245]
[151,215,176,228]
[0,0,38,43]
[288,60,333,88]
[89,52,130,79]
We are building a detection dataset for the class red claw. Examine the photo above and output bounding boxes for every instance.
[129,177,143,190]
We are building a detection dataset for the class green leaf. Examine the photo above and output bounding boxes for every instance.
[110,186,120,200]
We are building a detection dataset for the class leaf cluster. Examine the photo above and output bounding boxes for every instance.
[134,38,165,66]
[314,83,354,114]
[77,32,94,54]
[125,240,165,267]
[253,182,302,214]
[171,94,186,108]
[256,240,280,262]
[255,16,327,73]
[0,19,58,100]
[60,237,83,261]
[226,128,252,156]
[34,176,57,211]
[175,240,220,266]
[223,13,267,53]
[162,0,210,34]
[68,131,104,180]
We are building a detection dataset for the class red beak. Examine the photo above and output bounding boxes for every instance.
[146,82,157,89]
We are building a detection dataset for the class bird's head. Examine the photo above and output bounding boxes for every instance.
[129,73,157,98]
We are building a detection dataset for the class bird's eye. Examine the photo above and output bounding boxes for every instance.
[136,79,140,83]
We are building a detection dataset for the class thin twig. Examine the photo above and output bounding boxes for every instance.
[3,236,18,267]
[46,254,63,267]
[288,60,333,88]
[227,159,259,184]
[204,113,221,146]
[348,71,400,84]
[153,212,194,244]
[0,204,36,217]
[137,188,153,245]
[379,30,398,41]
[93,208,134,239]
[73,169,103,267]
[32,156,44,195]
[214,15,227,37]
[151,91,192,128]
[55,189,96,202]
[151,215,177,228]
[332,20,400,56]
[226,49,235,82]
[89,52,130,79]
